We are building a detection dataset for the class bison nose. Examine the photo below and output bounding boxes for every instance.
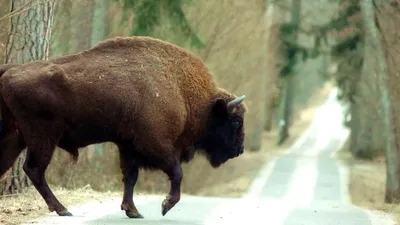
[236,146,244,156]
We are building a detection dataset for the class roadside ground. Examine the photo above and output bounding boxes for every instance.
[336,140,400,224]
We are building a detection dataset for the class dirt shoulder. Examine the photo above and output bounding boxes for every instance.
[0,186,120,225]
[0,83,333,225]
[336,141,400,223]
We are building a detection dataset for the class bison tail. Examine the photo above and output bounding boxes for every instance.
[63,148,79,164]
[70,150,79,163]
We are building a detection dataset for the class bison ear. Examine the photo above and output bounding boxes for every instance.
[211,98,229,119]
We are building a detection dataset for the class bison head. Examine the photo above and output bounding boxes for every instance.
[198,95,246,168]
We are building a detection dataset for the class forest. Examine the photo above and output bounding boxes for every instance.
[0,0,400,224]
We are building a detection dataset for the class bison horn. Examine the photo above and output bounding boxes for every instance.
[227,95,245,114]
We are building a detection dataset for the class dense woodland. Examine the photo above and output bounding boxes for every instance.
[1,0,400,222]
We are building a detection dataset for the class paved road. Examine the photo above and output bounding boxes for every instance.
[22,89,395,225]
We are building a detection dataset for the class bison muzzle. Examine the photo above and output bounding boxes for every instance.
[0,36,247,218]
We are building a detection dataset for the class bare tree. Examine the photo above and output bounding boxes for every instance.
[361,0,400,202]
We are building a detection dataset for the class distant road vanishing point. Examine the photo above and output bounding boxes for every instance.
[23,88,395,225]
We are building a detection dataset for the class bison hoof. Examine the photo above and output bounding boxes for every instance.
[125,210,144,219]
[121,203,143,219]
[161,200,170,216]
[161,196,178,216]
[57,210,73,216]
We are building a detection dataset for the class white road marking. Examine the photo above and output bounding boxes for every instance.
[243,158,278,199]
[283,157,318,206]
[337,160,352,205]
[204,199,294,225]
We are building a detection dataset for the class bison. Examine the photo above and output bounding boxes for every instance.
[0,36,247,218]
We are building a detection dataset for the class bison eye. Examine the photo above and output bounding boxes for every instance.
[232,118,242,127]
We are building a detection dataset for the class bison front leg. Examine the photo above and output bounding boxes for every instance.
[118,146,143,219]
[161,161,183,216]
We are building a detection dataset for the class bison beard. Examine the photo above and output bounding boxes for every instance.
[0,36,247,218]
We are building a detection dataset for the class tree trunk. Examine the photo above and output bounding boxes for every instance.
[246,0,276,151]
[90,0,109,157]
[68,1,94,165]
[0,0,10,64]
[263,2,282,133]
[264,99,276,131]
[361,0,400,202]
[50,0,72,58]
[71,1,94,53]
[349,98,376,159]
[350,35,384,159]
[0,0,55,195]
[278,0,301,145]
[349,99,362,156]
[91,0,108,47]
[350,69,376,159]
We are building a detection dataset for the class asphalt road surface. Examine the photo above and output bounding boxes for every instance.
[22,88,395,225]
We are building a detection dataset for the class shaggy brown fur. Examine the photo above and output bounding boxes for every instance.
[0,36,247,218]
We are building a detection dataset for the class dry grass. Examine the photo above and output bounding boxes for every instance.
[0,81,332,225]
[337,141,400,223]
[349,162,400,223]
[0,186,120,225]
